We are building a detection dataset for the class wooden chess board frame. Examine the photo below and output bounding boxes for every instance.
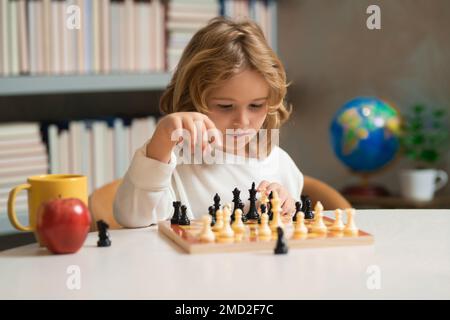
[158,216,374,254]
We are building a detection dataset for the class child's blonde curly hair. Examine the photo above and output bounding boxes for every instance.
[160,16,291,146]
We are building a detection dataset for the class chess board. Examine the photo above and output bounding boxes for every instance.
[158,216,374,254]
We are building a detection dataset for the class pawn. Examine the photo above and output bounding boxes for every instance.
[258,204,267,224]
[293,211,308,237]
[344,208,359,234]
[303,198,314,220]
[208,206,216,226]
[258,212,272,239]
[329,208,345,231]
[310,201,327,233]
[293,201,302,222]
[231,209,245,234]
[274,227,288,254]
[178,205,190,225]
[212,209,224,232]
[219,206,234,239]
[223,203,232,224]
[199,215,215,242]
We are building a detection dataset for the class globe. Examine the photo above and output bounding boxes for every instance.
[330,97,401,174]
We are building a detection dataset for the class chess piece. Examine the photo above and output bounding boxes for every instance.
[329,208,345,231]
[170,201,181,224]
[245,182,260,220]
[231,187,241,222]
[293,201,302,222]
[213,193,221,214]
[199,215,215,242]
[344,208,359,234]
[178,205,190,225]
[208,206,216,226]
[269,191,283,232]
[97,220,111,247]
[258,212,272,239]
[258,204,267,224]
[274,227,288,254]
[212,209,224,232]
[219,206,234,239]
[303,197,314,220]
[310,201,327,233]
[238,201,247,223]
[293,211,308,237]
[231,209,245,234]
[267,191,274,221]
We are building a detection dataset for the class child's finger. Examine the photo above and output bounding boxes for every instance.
[257,180,270,193]
[182,117,197,152]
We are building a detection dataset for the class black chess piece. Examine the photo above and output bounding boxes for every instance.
[293,201,302,222]
[238,201,247,223]
[178,205,190,225]
[258,204,267,224]
[303,197,314,220]
[208,206,216,226]
[300,195,308,212]
[231,187,241,222]
[171,201,181,224]
[274,227,288,254]
[267,191,274,221]
[245,182,259,220]
[97,220,111,247]
[213,193,221,214]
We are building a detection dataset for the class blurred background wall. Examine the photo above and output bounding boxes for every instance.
[278,0,450,195]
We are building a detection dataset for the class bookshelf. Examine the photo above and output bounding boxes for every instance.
[0,72,172,96]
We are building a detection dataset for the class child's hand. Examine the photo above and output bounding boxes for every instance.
[146,112,221,163]
[257,180,296,216]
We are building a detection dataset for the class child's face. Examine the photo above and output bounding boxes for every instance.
[206,69,269,148]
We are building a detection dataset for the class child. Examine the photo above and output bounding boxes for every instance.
[114,17,304,228]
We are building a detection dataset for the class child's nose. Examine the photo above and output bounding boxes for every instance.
[233,110,250,128]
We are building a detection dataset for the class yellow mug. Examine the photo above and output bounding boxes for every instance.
[7,174,88,244]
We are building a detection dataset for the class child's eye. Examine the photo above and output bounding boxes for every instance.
[218,104,233,109]
[250,104,264,108]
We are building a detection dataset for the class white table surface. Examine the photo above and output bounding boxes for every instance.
[1,209,449,300]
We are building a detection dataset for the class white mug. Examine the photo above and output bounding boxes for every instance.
[400,169,448,201]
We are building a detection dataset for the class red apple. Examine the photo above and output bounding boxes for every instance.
[36,198,91,254]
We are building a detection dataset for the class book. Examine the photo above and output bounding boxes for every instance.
[8,0,19,75]
[17,0,29,74]
[68,121,84,174]
[0,0,9,76]
[47,124,59,174]
[58,129,70,173]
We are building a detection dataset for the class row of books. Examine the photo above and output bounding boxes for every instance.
[0,116,157,215]
[0,0,166,76]
[0,0,277,76]
[0,123,49,215]
[166,0,277,71]
[45,116,157,193]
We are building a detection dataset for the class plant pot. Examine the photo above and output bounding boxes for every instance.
[400,169,448,201]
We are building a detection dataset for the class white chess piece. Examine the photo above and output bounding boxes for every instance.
[232,209,245,234]
[258,212,272,239]
[344,208,359,234]
[310,201,327,233]
[329,208,345,231]
[294,211,308,236]
[219,205,234,239]
[199,215,215,242]
[212,209,224,232]
[269,191,283,232]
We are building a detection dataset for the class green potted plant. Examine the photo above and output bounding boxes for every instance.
[399,104,449,201]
